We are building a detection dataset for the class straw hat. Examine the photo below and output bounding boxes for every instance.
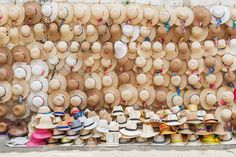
[27,92,48,113]
[19,25,34,44]
[84,72,102,90]
[169,58,187,75]
[221,54,236,72]
[0,6,8,26]
[192,6,211,27]
[12,62,31,81]
[217,39,230,56]
[103,87,120,107]
[203,56,222,73]
[42,2,58,23]
[166,91,184,108]
[73,3,91,24]
[137,41,153,59]
[82,56,100,72]
[97,24,111,43]
[26,42,44,60]
[155,87,169,105]
[116,56,134,72]
[99,71,118,88]
[177,42,190,60]
[35,116,55,129]
[152,134,170,145]
[11,79,29,100]
[86,24,98,43]
[9,27,20,45]
[34,23,47,42]
[114,41,128,59]
[90,4,109,25]
[0,81,11,103]
[140,124,158,138]
[169,74,187,91]
[159,7,176,27]
[109,3,126,24]
[178,124,193,135]
[118,71,136,85]
[43,41,57,59]
[210,5,230,25]
[208,24,225,39]
[200,88,217,110]
[48,72,67,93]
[229,39,236,56]
[203,113,219,124]
[60,24,74,42]
[186,58,204,74]
[120,121,141,137]
[11,45,30,63]
[73,24,86,42]
[23,2,42,25]
[136,73,152,85]
[224,72,236,83]
[133,56,152,73]
[215,106,232,123]
[141,6,159,26]
[47,22,60,42]
[190,41,204,59]
[0,65,13,82]
[57,3,73,24]
[86,89,104,111]
[90,42,102,59]
[138,26,156,42]
[156,26,174,44]
[0,47,12,65]
[170,134,187,146]
[204,72,223,89]
[203,40,217,57]
[119,83,138,106]
[125,4,143,25]
[183,90,200,108]
[152,41,165,59]
[163,114,185,126]
[112,105,125,116]
[0,103,8,117]
[48,90,70,111]
[217,86,234,105]
[226,26,236,38]
[151,58,169,74]
[8,4,25,26]
[175,7,194,26]
[121,23,139,43]
[30,59,49,77]
[69,90,87,110]
[165,43,178,61]
[66,73,84,91]
[110,24,122,42]
[189,26,208,41]
[137,85,155,108]
[173,26,190,43]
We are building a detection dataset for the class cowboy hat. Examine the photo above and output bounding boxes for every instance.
[203,40,217,57]
[175,7,194,27]
[121,23,139,43]
[159,7,176,27]
[86,89,104,111]
[57,2,73,24]
[42,2,58,23]
[103,87,120,107]
[125,4,143,25]
[0,81,11,103]
[11,45,30,63]
[73,3,91,24]
[90,4,109,26]
[137,41,153,59]
[186,58,204,75]
[0,26,9,45]
[189,26,208,41]
[12,62,31,81]
[210,5,230,25]
[48,72,67,93]
[119,83,138,106]
[26,42,44,60]
[169,74,187,91]
[34,23,47,42]
[136,85,155,108]
[141,5,159,27]
[48,90,70,112]
[23,2,42,25]
[192,6,211,27]
[0,47,12,65]
[0,6,8,26]
[109,3,126,24]
[60,24,74,42]
[200,88,217,110]
[8,4,25,26]
[11,79,29,101]
[84,72,102,90]
[47,22,60,42]
[69,90,87,110]
[28,92,48,113]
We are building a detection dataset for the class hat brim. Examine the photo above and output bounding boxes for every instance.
[210,6,230,24]
[175,7,194,26]
[200,88,216,110]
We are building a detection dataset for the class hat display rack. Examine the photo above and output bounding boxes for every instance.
[2,0,236,147]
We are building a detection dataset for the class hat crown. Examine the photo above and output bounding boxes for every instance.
[170,59,182,72]
[84,57,94,66]
[105,92,115,103]
[21,25,31,36]
[177,10,188,20]
[222,54,234,65]
[217,39,226,48]
[58,7,68,19]
[136,73,147,84]
[144,8,155,20]
[141,41,151,50]
[12,83,23,95]
[74,7,85,18]
[125,121,138,130]
[156,90,166,102]
[213,8,224,18]
[109,121,119,132]
[92,7,103,19]
[135,56,146,67]
[110,8,120,19]
[166,43,176,51]
[221,109,232,121]
[88,94,99,106]
[127,6,138,19]
[206,74,216,84]
[171,75,181,86]
[85,78,96,89]
[191,41,201,50]
[102,75,112,86]
[123,25,134,36]
[153,58,164,69]
[9,27,19,37]
[53,95,65,106]
[121,89,132,101]
[66,57,77,66]
[188,74,199,85]
[70,41,79,52]
[152,42,162,52]
[60,24,71,33]
[49,79,61,90]
[139,89,150,101]
[224,72,236,82]
[14,67,27,79]
[48,23,58,32]
[73,25,83,36]
[37,116,54,128]
[30,47,41,59]
[70,95,82,106]
[8,6,20,20]
[190,94,200,105]
[32,64,43,76]
[101,58,111,68]
[192,26,203,37]
[204,40,214,50]
[222,91,234,103]
[32,96,44,107]
[188,59,199,70]
[44,41,54,52]
[86,25,96,36]
[159,10,170,23]
[34,23,45,32]
[206,93,216,105]
[205,56,216,67]
[172,95,183,106]
[91,42,101,53]
[57,41,68,52]
[154,75,164,85]
[25,6,35,17]
[42,5,53,17]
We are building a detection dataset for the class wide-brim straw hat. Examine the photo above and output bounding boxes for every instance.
[166,91,184,108]
[47,22,60,42]
[66,73,84,91]
[215,106,232,123]
[73,4,91,24]
[11,79,29,100]
[203,72,223,89]
[48,72,67,93]
[0,26,9,45]
[192,6,211,27]
[186,58,204,75]
[99,71,118,88]
[189,26,208,42]
[11,45,30,63]
[42,2,58,23]
[103,86,120,107]
[90,4,109,26]
[63,54,83,73]
[133,57,152,73]
[175,7,194,26]
[226,8,236,27]
[164,43,178,61]
[156,26,174,44]
[154,87,169,105]
[29,76,48,93]
[108,3,126,24]
[12,62,31,81]
[216,86,234,105]
[0,65,13,82]
[0,81,12,103]
[207,24,225,39]
[30,59,49,77]
[0,46,12,65]
[125,4,143,25]
[190,41,204,59]
[141,5,159,26]
[118,71,136,85]
[19,25,34,44]
[169,58,187,75]
[121,23,139,43]
[119,83,138,106]
[48,90,70,111]
[183,90,200,108]
[210,5,230,25]
[56,3,73,24]
[172,26,191,43]
[73,24,86,42]
[26,42,44,60]
[158,7,176,26]
[200,88,217,110]
[98,25,111,43]
[136,85,155,108]
[28,91,48,112]
[86,89,104,111]
[0,6,8,26]
[169,74,187,91]
[152,41,166,59]
[137,41,153,59]
[138,26,156,42]
[151,58,169,74]
[69,90,87,110]
[203,56,222,73]
[23,2,42,25]
[8,4,25,26]
[84,72,102,90]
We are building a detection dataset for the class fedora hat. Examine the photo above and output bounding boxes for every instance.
[99,71,118,88]
[192,6,211,27]
[114,41,128,59]
[27,42,44,60]
[8,4,24,26]
[208,24,225,39]
[141,5,159,26]
[217,86,234,105]
[217,39,230,56]
[200,88,217,110]
[56,41,69,59]
[183,90,200,108]
[173,26,190,43]
[175,7,194,27]
[90,42,102,59]
[103,87,120,107]
[203,40,217,57]
[57,3,73,24]
[84,72,102,90]
[116,114,127,128]
[126,3,143,25]
[47,22,60,42]
[56,120,70,131]
[169,58,187,75]
[0,26,9,45]
[119,83,138,106]
[11,45,30,63]
[84,117,97,130]
[190,41,204,59]
[86,24,98,43]
[12,62,31,81]
[86,89,104,111]
[0,47,12,65]
[0,65,13,81]
[23,2,42,25]
[19,25,34,44]
[170,134,187,146]
[166,91,184,108]
[189,26,208,41]
[30,59,49,77]
[97,24,111,43]
[9,27,20,45]
[48,90,70,111]
[109,3,126,24]
[186,58,204,74]
[137,41,153,59]
[177,42,190,60]
[60,24,74,42]
[0,81,11,103]
[133,56,152,73]
[203,56,222,74]
[33,23,47,42]
[210,5,230,26]
[11,79,29,101]
[110,24,122,42]
[35,116,55,129]
[121,23,139,43]
[203,113,218,124]
[156,26,174,44]
[112,105,125,116]
[215,106,232,123]
[48,72,67,93]
[90,4,109,25]
[164,43,178,61]
[0,6,8,26]
[66,72,84,91]
[163,114,185,126]
[151,58,169,74]
[169,74,187,91]
[73,3,91,24]
[27,92,48,113]
[120,121,141,137]
[96,119,109,133]
[140,124,158,138]
[43,41,57,59]
[137,85,155,108]
[69,90,87,110]
[152,41,165,59]
[159,7,176,27]
[42,2,58,23]
[159,123,176,135]
[221,54,236,72]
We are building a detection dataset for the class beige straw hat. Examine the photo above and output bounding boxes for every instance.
[200,88,217,110]
[73,3,91,24]
[126,4,143,25]
[90,4,109,26]
[119,83,138,106]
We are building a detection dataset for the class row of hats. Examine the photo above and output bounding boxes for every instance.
[2,2,236,28]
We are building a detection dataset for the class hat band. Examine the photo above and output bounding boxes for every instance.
[53,133,65,137]
[118,120,127,125]
[61,140,72,144]
[85,121,94,128]
[109,130,119,132]
[80,132,91,137]
[129,118,140,121]
[113,110,124,114]
[125,127,137,132]
[163,119,179,123]
[54,112,65,116]
[57,126,70,129]
[204,119,218,123]
[71,124,83,130]
[37,112,52,115]
[66,133,78,137]
[221,137,232,142]
[188,137,199,142]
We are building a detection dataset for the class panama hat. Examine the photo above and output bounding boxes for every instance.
[80,129,92,140]
[0,47,12,65]
[159,7,176,27]
[156,26,174,44]
[11,45,30,63]
[126,4,143,25]
[152,41,165,59]
[169,58,187,75]
[175,7,194,27]
[203,113,219,124]
[33,23,47,42]
[0,81,11,103]
[221,54,236,72]
[203,40,217,57]
[99,71,118,88]
[8,4,24,26]
[215,106,232,123]
[66,73,84,91]
[84,72,102,90]
[48,72,67,93]
[86,24,98,43]
[163,114,185,126]
[57,3,73,24]
[164,43,178,61]
[11,78,29,101]
[186,58,204,74]
[112,105,125,116]
[30,59,49,77]
[190,41,204,59]
[136,85,155,108]
[48,90,69,111]
[200,88,217,110]
[210,5,230,25]
[189,26,208,41]
[207,24,225,40]
[203,72,223,89]
[23,2,42,25]
[103,87,120,107]
[9,27,20,45]
[26,42,44,60]
[151,58,169,74]
[29,76,48,93]
[69,90,87,110]
[203,56,222,73]
[90,4,109,25]
[42,2,58,23]
[137,41,153,58]
[0,26,9,45]
[217,39,230,56]
[166,91,184,108]
[42,41,57,59]
[35,116,55,129]
[169,74,187,91]
[141,5,159,26]
[86,89,104,111]
[12,62,31,81]
[119,83,138,106]
[121,23,139,43]
[133,56,152,73]
[73,3,91,24]
[217,86,234,105]
[192,6,211,27]
[136,73,152,86]
[60,24,74,42]
[27,92,48,113]
[120,121,141,137]
[118,71,136,85]
[0,65,13,82]
[109,3,126,24]
[140,124,158,139]
[172,26,191,43]
[0,6,8,26]
[47,22,60,42]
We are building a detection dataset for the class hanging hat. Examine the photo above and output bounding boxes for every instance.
[166,91,184,108]
[203,40,217,57]
[30,59,49,77]
[0,47,12,65]
[73,3,91,24]
[159,7,176,27]
[63,54,83,73]
[57,3,73,24]
[189,26,208,41]
[169,58,187,75]
[48,72,67,93]
[86,89,104,111]
[170,134,187,146]
[221,53,236,72]
[90,42,102,59]
[73,24,86,42]
[86,24,98,43]
[173,26,191,43]
[155,87,169,105]
[27,42,44,60]
[11,45,30,63]
[210,5,230,25]
[109,3,126,24]
[156,26,174,44]
[12,62,31,81]
[120,121,141,137]
[84,72,102,90]
[200,88,217,110]
[42,2,58,23]
[217,86,234,105]
[203,56,222,73]
[177,42,190,60]
[152,41,165,59]
[229,39,236,56]
[141,5,159,26]
[9,27,20,45]
[183,90,200,108]
[118,71,136,85]
[60,24,74,42]
[208,24,225,39]
[186,58,204,74]
[114,41,128,59]
[175,7,194,27]
[226,8,236,28]
[100,42,114,59]
[116,56,134,72]
[126,4,143,25]
[192,6,211,27]
[165,43,178,61]
[8,4,25,26]
[217,39,230,56]
[188,73,204,89]
[127,41,137,58]
[151,58,169,74]
[0,65,13,82]
[121,23,139,43]
[119,83,138,106]
[226,26,236,38]
[34,23,47,42]
[47,22,60,42]
[43,41,57,59]
[224,71,236,83]
[103,87,120,107]
[137,85,155,108]
[66,73,84,91]
[204,72,223,90]
[82,56,100,72]
[97,24,111,43]
[27,92,48,113]
[100,58,117,73]
[0,81,11,103]
[19,25,34,44]
[0,26,9,45]
[11,79,29,100]
[0,6,8,26]
[136,73,152,85]
[90,4,109,25]
[48,90,70,111]
[133,56,152,73]
[69,90,87,110]
[215,106,232,123]
[23,2,42,25]
[137,41,153,59]
[110,24,122,42]
[190,41,204,59]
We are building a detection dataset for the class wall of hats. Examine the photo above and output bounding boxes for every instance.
[1,0,236,147]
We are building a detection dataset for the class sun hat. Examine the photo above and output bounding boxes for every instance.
[159,7,176,27]
[26,42,44,60]
[66,130,79,140]
[103,87,120,107]
[51,129,64,139]
[151,58,169,74]
[110,24,122,42]
[175,7,194,27]
[169,74,187,91]
[186,58,204,75]
[12,101,27,117]
[215,106,232,123]
[167,91,184,108]
[57,2,73,24]
[185,112,202,124]
[86,89,104,111]
[137,85,155,108]
[164,42,178,60]
[64,54,83,73]
[112,105,125,116]
[141,5,159,26]
[66,72,84,91]
[42,40,57,59]
[23,2,42,25]
[219,132,236,145]
[35,106,54,119]
[69,90,87,110]
[27,91,48,113]
[84,72,102,90]
[90,42,102,59]
[47,22,60,42]
[200,88,217,110]
[183,90,200,109]
[203,113,219,124]
[119,83,138,106]
[120,121,141,137]
[154,87,169,106]
[125,3,143,25]
[73,24,86,42]
[170,134,187,146]
[121,23,139,43]
[114,41,128,59]
[100,42,114,59]
[224,71,236,83]
[210,5,230,26]
[30,59,49,77]
[0,26,9,45]
[97,24,111,43]
[140,124,158,138]
[27,137,46,147]
[203,56,222,74]
[207,24,225,40]
[226,26,236,38]
[226,8,236,27]
[229,38,236,56]
[19,25,34,44]
[118,70,136,85]
[217,39,230,56]
[12,62,31,81]
[46,56,65,71]
[187,73,204,89]
[48,90,70,111]
[189,26,208,42]
[177,41,190,60]
[73,3,91,24]
[169,58,187,75]
[152,134,170,145]
[0,65,13,81]
[172,26,191,43]
[137,41,153,59]
[156,26,174,44]
[100,58,117,72]
[42,2,58,23]
[9,27,20,45]
[217,86,234,105]
[192,6,211,27]
[56,120,70,131]
[0,6,8,26]
[221,53,236,72]
[190,41,204,59]
[83,118,97,130]
[48,72,67,93]
[137,26,156,42]
[11,45,30,63]
[203,40,217,57]
[116,56,134,71]
[159,123,176,135]
[178,124,193,135]
[133,56,152,73]
[35,116,55,129]
[108,3,126,24]
[116,114,127,128]
[31,129,52,140]
[60,24,74,42]
[90,4,109,25]
[8,4,24,26]
[11,78,29,100]
[82,56,100,72]
[151,41,165,59]
[33,23,47,42]
[85,24,98,43]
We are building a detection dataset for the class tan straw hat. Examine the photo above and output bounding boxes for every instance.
[8,4,25,26]
[90,4,109,26]
[109,3,126,24]
[23,2,42,25]
[200,88,217,110]
[48,90,70,111]
[0,81,12,103]
[69,90,87,110]
[103,87,120,107]
[119,83,138,106]
[126,4,143,25]
[73,3,91,24]
[175,7,194,27]
[192,6,211,27]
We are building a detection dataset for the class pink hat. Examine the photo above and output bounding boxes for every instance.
[31,129,53,140]
[27,137,46,147]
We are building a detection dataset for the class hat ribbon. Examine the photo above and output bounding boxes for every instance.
[213,12,225,28]
[219,99,227,106]
[0,86,6,102]
[228,83,236,102]
[85,121,95,128]
[71,124,83,130]
[124,127,137,132]
[59,7,69,28]
[164,18,171,32]
[207,67,215,75]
